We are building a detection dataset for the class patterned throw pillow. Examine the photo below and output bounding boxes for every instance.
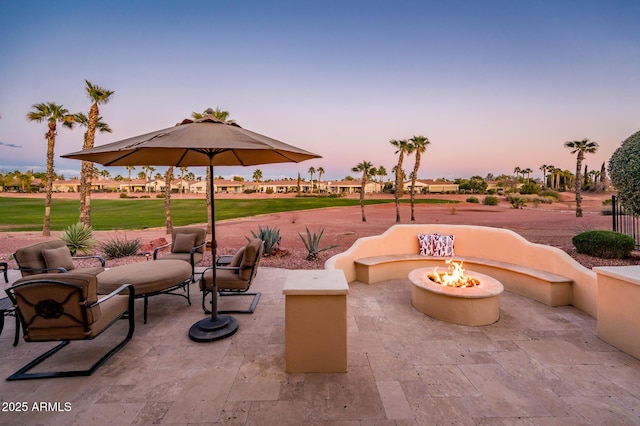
[417,233,455,257]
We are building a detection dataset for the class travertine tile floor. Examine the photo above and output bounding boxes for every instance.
[1,267,639,425]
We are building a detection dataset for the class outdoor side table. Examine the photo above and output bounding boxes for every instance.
[0,296,20,346]
[283,269,349,373]
[0,261,7,283]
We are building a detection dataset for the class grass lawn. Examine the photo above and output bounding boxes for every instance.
[0,196,457,231]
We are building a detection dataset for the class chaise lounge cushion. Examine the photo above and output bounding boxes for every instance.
[97,260,192,296]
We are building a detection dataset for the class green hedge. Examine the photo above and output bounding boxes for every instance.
[572,230,635,259]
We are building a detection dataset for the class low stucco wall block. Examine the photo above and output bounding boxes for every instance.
[283,269,349,373]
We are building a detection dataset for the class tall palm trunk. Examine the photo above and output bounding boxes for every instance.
[410,152,421,222]
[43,123,56,236]
[360,173,367,222]
[575,153,584,217]
[394,152,404,223]
[80,103,99,226]
[165,167,174,234]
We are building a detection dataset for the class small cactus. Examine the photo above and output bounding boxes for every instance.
[298,226,339,261]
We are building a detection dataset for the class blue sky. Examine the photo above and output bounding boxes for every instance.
[1,1,638,181]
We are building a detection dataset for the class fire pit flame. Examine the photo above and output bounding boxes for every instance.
[429,259,480,288]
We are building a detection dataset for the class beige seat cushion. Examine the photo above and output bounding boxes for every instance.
[239,239,262,280]
[200,268,249,292]
[14,240,68,276]
[173,233,197,253]
[97,260,191,295]
[42,246,75,271]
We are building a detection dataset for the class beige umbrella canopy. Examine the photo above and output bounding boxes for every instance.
[63,117,319,167]
[63,116,321,342]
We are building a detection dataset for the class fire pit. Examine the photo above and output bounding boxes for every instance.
[409,261,504,326]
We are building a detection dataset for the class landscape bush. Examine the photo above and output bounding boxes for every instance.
[518,181,541,195]
[610,130,640,215]
[61,222,96,256]
[483,195,499,206]
[466,196,479,203]
[508,196,526,209]
[539,189,560,200]
[100,235,141,259]
[572,230,635,259]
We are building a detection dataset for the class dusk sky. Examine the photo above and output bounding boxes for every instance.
[1,1,638,182]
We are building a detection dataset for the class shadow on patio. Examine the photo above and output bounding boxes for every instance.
[1,267,639,425]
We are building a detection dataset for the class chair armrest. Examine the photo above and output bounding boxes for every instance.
[153,242,172,259]
[92,283,135,307]
[16,266,68,274]
[217,266,241,272]
[73,255,106,267]
[189,241,207,265]
[191,240,207,254]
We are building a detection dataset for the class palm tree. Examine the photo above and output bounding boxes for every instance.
[564,138,599,217]
[165,166,174,234]
[377,165,387,192]
[513,166,522,181]
[142,165,155,192]
[539,165,549,188]
[79,80,114,226]
[351,161,374,222]
[317,167,325,194]
[185,172,195,194]
[390,139,412,223]
[253,169,263,191]
[178,166,188,195]
[126,165,136,193]
[408,135,431,222]
[26,102,75,236]
[308,166,316,193]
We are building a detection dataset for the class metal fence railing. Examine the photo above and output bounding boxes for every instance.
[612,195,640,248]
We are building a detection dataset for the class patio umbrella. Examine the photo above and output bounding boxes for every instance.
[63,116,320,342]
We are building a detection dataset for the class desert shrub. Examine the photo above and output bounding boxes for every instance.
[100,235,141,259]
[602,198,612,206]
[140,195,150,198]
[155,193,165,198]
[519,181,541,194]
[539,189,560,200]
[246,225,280,255]
[483,195,499,206]
[610,130,640,215]
[572,230,635,259]
[265,188,274,194]
[61,222,96,256]
[509,196,526,209]
[119,193,129,198]
[601,208,613,216]
[298,226,339,261]
[466,196,479,203]
[327,193,345,198]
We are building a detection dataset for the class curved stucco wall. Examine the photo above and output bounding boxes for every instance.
[325,224,597,317]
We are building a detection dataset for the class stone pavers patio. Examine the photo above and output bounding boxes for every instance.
[1,267,639,425]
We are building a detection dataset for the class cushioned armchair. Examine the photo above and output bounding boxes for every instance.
[5,272,134,380]
[200,238,264,314]
[13,240,105,277]
[153,227,207,281]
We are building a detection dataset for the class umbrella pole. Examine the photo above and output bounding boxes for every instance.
[188,163,239,342]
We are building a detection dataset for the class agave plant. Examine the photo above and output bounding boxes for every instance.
[60,222,96,256]
[246,225,280,256]
[298,226,339,261]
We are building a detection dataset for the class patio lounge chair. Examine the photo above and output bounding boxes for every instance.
[13,240,105,277]
[153,227,207,281]
[5,272,134,380]
[200,238,264,314]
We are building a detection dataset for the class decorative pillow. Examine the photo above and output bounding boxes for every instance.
[42,246,75,272]
[173,233,197,253]
[417,233,455,257]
